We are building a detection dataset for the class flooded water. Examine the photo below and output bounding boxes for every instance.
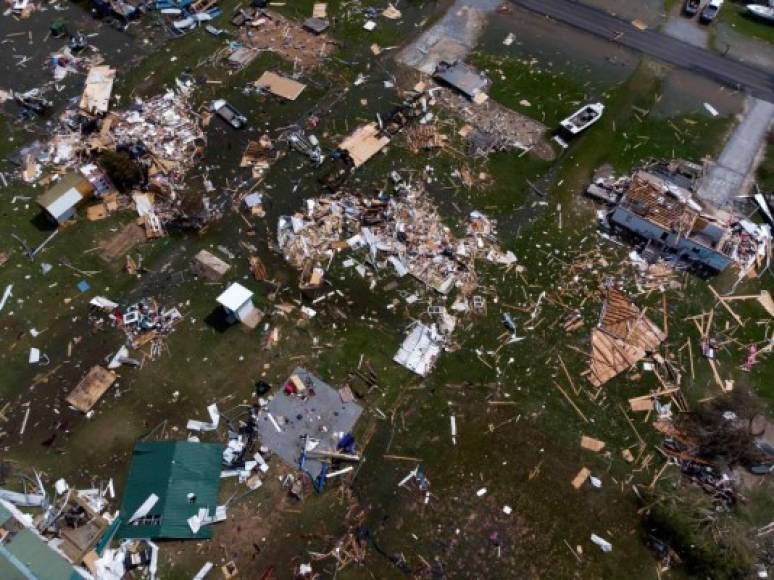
[655,67,745,118]
[481,7,639,86]
[580,0,666,27]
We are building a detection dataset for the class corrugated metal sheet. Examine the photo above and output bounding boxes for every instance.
[117,441,223,540]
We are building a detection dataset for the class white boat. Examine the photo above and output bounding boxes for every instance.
[747,4,774,23]
[172,15,196,29]
[553,102,604,148]
[560,103,604,135]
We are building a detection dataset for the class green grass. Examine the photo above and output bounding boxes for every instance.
[1,4,772,578]
[756,132,774,191]
[551,61,734,200]
[664,0,680,14]
[470,52,607,128]
[718,1,774,45]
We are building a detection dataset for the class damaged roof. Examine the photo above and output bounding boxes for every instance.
[0,501,86,580]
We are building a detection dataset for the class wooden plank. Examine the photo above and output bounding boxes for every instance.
[708,285,744,327]
[552,382,589,423]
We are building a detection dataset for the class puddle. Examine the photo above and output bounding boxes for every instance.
[654,67,745,119]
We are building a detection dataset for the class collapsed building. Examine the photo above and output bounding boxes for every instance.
[25,80,208,231]
[277,182,517,375]
[591,161,771,276]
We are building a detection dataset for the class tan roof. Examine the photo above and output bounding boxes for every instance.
[339,122,390,167]
[255,71,306,101]
[37,174,93,212]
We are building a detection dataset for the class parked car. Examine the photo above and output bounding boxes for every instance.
[700,0,723,23]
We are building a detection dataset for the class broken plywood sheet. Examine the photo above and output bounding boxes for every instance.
[79,66,116,115]
[382,3,401,19]
[339,122,390,168]
[580,435,605,452]
[191,249,231,281]
[255,71,306,101]
[571,467,591,489]
[66,366,117,413]
[758,291,774,317]
[629,397,654,412]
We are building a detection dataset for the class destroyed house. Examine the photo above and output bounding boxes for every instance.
[0,500,88,580]
[117,441,223,540]
[36,173,94,224]
[608,170,738,272]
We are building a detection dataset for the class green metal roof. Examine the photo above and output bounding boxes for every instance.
[0,529,83,580]
[117,441,223,540]
[0,503,12,526]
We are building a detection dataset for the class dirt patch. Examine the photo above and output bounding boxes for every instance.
[236,10,335,70]
[437,88,555,160]
[98,222,146,263]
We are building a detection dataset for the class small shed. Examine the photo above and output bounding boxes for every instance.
[37,174,93,224]
[216,282,263,328]
[191,249,231,281]
[117,441,223,540]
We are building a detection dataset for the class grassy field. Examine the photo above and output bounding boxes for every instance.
[718,1,774,45]
[756,132,774,191]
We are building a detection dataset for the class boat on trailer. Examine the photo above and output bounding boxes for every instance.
[747,4,774,23]
[553,102,604,148]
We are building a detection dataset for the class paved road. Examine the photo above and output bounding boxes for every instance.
[511,0,774,103]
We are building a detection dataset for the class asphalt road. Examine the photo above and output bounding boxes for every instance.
[510,0,774,103]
